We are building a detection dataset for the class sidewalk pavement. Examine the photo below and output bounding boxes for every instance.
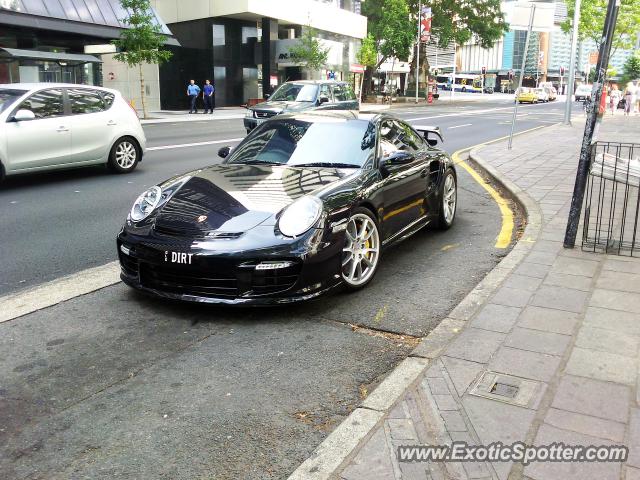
[139,107,247,124]
[290,115,640,480]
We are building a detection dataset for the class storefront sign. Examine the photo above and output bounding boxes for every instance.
[350,64,365,74]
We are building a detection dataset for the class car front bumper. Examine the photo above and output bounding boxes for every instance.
[117,225,345,305]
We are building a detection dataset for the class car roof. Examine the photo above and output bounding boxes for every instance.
[268,109,392,125]
[0,83,119,94]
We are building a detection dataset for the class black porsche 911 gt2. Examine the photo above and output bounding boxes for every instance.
[117,111,457,305]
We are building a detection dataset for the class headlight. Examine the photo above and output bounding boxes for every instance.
[245,109,254,118]
[278,196,323,238]
[130,186,162,222]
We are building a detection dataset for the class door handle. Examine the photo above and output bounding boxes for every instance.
[420,169,428,178]
[56,126,69,132]
[107,120,117,126]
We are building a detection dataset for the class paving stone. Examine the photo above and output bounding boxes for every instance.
[552,375,630,423]
[440,410,467,432]
[470,304,521,333]
[388,418,419,441]
[444,328,506,364]
[524,424,621,480]
[566,346,637,385]
[501,274,544,293]
[544,407,626,442]
[603,258,640,275]
[583,307,640,335]
[590,289,640,314]
[530,240,562,254]
[432,394,458,411]
[388,402,408,419]
[340,426,396,480]
[517,306,579,335]
[441,356,484,397]
[513,262,552,279]
[427,377,451,396]
[596,270,640,293]
[550,256,600,277]
[526,251,558,266]
[626,409,640,468]
[491,287,534,308]
[504,327,571,356]
[543,271,593,291]
[530,285,589,313]
[625,466,640,480]
[489,346,562,382]
[576,325,639,358]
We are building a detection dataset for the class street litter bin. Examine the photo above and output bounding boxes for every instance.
[582,141,640,256]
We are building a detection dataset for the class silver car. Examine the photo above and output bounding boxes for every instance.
[0,83,146,181]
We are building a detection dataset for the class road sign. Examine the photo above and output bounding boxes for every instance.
[589,51,599,65]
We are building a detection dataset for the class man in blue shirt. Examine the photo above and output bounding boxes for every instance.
[203,80,215,114]
[187,80,201,113]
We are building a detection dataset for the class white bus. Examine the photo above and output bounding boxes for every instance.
[436,74,484,93]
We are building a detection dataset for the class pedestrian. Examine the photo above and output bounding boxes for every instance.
[203,80,214,114]
[609,84,621,115]
[624,83,634,116]
[187,79,200,114]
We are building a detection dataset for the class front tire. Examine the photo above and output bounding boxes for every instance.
[436,168,457,230]
[108,137,139,173]
[341,208,381,290]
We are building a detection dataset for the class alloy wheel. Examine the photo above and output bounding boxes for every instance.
[341,213,380,287]
[115,141,137,169]
[443,173,457,225]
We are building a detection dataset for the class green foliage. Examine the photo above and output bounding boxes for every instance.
[363,0,414,66]
[622,54,640,83]
[112,0,172,67]
[288,27,330,71]
[562,0,640,51]
[356,34,378,67]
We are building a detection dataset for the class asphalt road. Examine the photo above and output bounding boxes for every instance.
[0,98,579,479]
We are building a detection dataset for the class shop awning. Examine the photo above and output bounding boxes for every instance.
[0,48,102,64]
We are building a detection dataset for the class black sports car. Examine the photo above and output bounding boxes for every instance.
[117,111,457,305]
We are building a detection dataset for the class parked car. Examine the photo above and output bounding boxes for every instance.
[0,83,145,181]
[243,80,358,133]
[534,88,549,103]
[118,111,457,305]
[574,84,592,101]
[516,88,538,104]
[544,86,557,101]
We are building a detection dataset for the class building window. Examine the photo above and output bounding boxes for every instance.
[213,24,225,46]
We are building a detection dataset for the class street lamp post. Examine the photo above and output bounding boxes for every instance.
[415,0,421,103]
[563,0,581,124]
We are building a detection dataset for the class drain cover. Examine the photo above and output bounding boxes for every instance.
[469,372,541,407]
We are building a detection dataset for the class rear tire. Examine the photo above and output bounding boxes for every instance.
[435,168,457,230]
[108,137,139,174]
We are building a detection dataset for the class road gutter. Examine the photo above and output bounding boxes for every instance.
[286,125,550,480]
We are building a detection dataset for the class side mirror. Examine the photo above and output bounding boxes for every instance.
[379,150,414,172]
[13,109,35,122]
[264,94,270,100]
[318,95,330,104]
[218,146,232,159]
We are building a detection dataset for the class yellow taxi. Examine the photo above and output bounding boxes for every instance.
[516,88,538,104]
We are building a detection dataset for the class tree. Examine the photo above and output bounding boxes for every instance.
[622,54,640,84]
[288,27,330,74]
[112,0,172,119]
[562,0,640,53]
[356,34,378,101]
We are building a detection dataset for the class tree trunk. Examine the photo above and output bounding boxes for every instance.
[138,63,147,120]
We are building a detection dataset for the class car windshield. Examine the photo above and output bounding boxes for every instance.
[0,88,27,113]
[227,118,376,168]
[269,83,318,102]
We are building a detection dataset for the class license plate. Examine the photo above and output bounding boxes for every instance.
[164,250,194,265]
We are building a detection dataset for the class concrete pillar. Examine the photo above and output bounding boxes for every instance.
[261,17,278,97]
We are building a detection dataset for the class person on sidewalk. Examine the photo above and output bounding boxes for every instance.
[187,80,201,114]
[609,85,621,115]
[624,83,634,116]
[203,80,215,114]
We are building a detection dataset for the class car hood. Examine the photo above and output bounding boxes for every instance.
[153,164,349,235]
[252,100,314,113]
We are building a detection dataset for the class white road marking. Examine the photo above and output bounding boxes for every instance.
[448,124,473,129]
[406,103,548,122]
[146,138,243,152]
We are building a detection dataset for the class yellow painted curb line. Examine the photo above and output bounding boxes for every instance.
[451,125,547,249]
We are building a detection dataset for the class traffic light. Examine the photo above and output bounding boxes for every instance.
[560,66,565,76]
[508,70,514,80]
[481,66,487,75]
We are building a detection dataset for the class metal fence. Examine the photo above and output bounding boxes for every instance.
[582,141,640,257]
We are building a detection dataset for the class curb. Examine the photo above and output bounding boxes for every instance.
[286,130,547,480]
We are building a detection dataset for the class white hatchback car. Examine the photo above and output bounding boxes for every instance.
[0,83,146,180]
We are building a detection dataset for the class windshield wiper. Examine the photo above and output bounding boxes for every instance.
[231,160,283,166]
[291,162,360,168]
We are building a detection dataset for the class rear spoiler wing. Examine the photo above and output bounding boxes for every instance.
[413,125,444,146]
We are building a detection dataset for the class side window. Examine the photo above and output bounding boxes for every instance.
[103,92,115,109]
[18,89,64,119]
[333,84,347,102]
[319,84,332,101]
[379,120,401,158]
[394,121,424,153]
[68,88,105,114]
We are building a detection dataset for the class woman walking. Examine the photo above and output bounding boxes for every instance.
[609,85,621,115]
[624,83,634,116]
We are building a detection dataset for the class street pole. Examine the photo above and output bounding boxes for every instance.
[508,4,536,150]
[563,0,581,124]
[415,0,421,104]
[450,42,456,102]
[564,0,620,248]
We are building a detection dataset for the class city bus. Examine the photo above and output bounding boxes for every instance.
[435,74,484,93]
